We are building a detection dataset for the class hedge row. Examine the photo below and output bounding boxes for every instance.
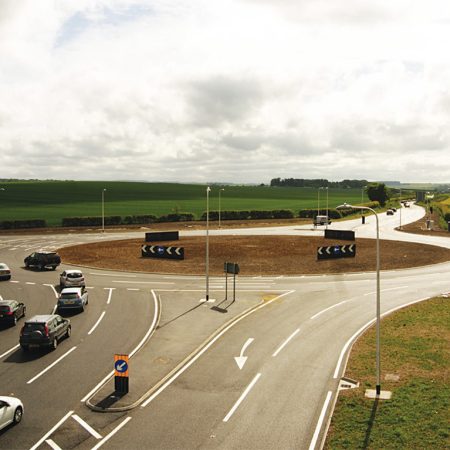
[0,219,47,229]
[200,210,295,221]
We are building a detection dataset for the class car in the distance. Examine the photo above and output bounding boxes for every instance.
[57,287,89,312]
[24,252,61,271]
[0,300,26,326]
[19,314,71,351]
[59,269,85,288]
[0,263,11,281]
[386,209,394,215]
[313,215,332,226]
[0,396,23,432]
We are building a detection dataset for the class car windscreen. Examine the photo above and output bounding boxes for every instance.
[60,293,79,299]
[0,306,11,312]
[67,273,82,279]
[23,323,45,332]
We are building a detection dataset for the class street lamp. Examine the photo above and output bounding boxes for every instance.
[399,188,402,230]
[361,186,367,223]
[336,202,382,396]
[206,186,211,302]
[318,186,324,216]
[219,188,225,228]
[325,187,329,229]
[102,189,107,233]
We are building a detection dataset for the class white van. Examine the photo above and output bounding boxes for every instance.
[314,215,331,226]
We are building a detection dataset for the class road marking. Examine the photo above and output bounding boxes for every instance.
[308,391,332,450]
[71,414,102,439]
[310,300,348,320]
[89,272,136,278]
[45,439,62,450]
[26,282,36,285]
[364,285,408,296]
[90,417,132,450]
[223,373,261,422]
[234,338,254,369]
[9,280,19,283]
[27,346,77,384]
[88,311,106,335]
[141,290,294,408]
[44,283,59,298]
[0,344,20,359]
[127,288,140,291]
[30,410,74,450]
[113,280,174,285]
[104,287,115,304]
[272,328,300,357]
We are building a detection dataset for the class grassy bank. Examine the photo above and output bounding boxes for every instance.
[325,296,450,449]
[0,180,366,226]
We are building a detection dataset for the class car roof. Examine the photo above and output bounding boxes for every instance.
[25,314,61,323]
[64,269,83,274]
[0,300,17,306]
[0,262,9,268]
[60,287,83,294]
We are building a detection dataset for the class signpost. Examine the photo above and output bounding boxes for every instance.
[145,231,179,242]
[324,229,355,241]
[317,244,356,260]
[224,262,239,303]
[114,354,129,394]
[141,244,184,260]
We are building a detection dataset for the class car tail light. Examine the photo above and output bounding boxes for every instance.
[6,310,13,315]
[44,325,49,336]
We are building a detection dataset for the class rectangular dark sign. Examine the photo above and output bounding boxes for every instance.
[224,262,240,274]
[141,244,184,260]
[145,231,179,242]
[317,244,356,260]
[324,229,355,241]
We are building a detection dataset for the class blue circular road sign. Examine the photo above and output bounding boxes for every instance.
[115,359,128,373]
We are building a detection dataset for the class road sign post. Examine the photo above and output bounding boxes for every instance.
[114,354,129,395]
[224,262,239,303]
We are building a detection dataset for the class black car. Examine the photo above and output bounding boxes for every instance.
[24,252,61,271]
[19,314,71,351]
[0,300,26,326]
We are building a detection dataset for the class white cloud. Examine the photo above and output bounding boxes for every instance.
[1,0,450,183]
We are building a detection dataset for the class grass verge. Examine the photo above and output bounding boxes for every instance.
[325,296,450,449]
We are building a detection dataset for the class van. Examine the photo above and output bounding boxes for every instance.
[314,215,331,226]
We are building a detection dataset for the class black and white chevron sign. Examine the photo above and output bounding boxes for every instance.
[317,244,356,260]
[141,244,184,260]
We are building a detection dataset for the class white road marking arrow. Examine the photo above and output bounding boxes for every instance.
[234,338,254,370]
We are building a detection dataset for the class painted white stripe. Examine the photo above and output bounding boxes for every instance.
[104,287,115,304]
[272,328,300,357]
[9,280,19,283]
[113,280,174,285]
[223,373,262,422]
[71,414,102,439]
[45,438,62,450]
[310,300,348,320]
[30,410,74,450]
[364,285,408,296]
[308,391,332,450]
[141,290,294,408]
[26,282,36,285]
[90,272,136,278]
[127,288,140,291]
[0,344,20,360]
[44,284,59,299]
[90,417,132,450]
[27,346,77,384]
[88,311,106,335]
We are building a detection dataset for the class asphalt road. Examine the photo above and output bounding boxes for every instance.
[0,203,449,449]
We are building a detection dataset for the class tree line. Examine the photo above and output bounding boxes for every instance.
[270,178,369,188]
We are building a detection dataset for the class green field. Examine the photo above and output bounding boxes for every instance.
[0,180,368,226]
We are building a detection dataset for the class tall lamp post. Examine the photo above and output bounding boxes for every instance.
[317,186,323,216]
[337,203,382,396]
[102,189,107,233]
[399,188,402,230]
[219,188,225,228]
[325,187,329,228]
[206,186,211,302]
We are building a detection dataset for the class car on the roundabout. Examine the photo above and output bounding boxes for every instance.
[0,396,23,432]
[24,252,61,271]
[59,269,85,288]
[0,263,11,281]
[0,300,26,326]
[57,287,89,312]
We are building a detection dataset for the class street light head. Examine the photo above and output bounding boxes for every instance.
[336,202,352,210]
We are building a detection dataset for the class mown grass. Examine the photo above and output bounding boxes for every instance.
[0,180,366,226]
[325,296,450,449]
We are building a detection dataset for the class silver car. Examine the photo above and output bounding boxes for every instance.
[57,287,89,312]
[59,270,85,288]
[0,396,23,431]
[0,263,11,281]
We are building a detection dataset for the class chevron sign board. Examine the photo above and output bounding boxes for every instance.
[141,244,184,260]
[317,244,356,260]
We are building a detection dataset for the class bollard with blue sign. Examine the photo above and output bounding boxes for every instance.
[114,354,129,394]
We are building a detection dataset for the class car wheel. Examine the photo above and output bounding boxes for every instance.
[65,326,71,338]
[52,338,58,350]
[13,406,23,424]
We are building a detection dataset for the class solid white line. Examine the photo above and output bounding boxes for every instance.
[0,344,20,360]
[81,290,159,402]
[90,272,136,278]
[364,285,408,296]
[45,439,62,450]
[88,311,106,335]
[44,283,59,298]
[90,417,132,450]
[27,346,77,384]
[223,373,261,422]
[310,300,348,320]
[71,414,102,439]
[113,280,174,285]
[308,391,332,450]
[141,290,294,408]
[272,328,300,357]
[30,410,74,450]
[104,287,115,304]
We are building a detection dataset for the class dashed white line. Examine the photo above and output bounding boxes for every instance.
[310,300,348,320]
[88,312,106,335]
[364,285,408,296]
[71,414,102,439]
[104,287,115,304]
[272,328,300,357]
[0,344,20,360]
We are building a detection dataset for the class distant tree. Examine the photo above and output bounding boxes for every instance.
[367,183,389,207]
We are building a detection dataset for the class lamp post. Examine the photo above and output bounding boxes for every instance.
[206,186,211,302]
[219,188,225,228]
[102,189,107,233]
[336,202,381,396]
[361,185,367,224]
[317,186,323,216]
[399,188,402,230]
[325,187,329,229]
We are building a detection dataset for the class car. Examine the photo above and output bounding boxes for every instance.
[57,287,89,312]
[0,396,23,432]
[313,215,332,226]
[0,300,26,326]
[24,252,61,271]
[386,209,394,215]
[59,269,85,288]
[19,314,71,351]
[0,263,11,281]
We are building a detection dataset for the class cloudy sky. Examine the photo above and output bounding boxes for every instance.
[1,0,449,184]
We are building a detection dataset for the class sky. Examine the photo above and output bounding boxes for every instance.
[1,0,450,184]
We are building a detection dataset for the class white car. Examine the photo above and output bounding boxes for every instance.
[59,270,85,288]
[0,396,23,431]
[0,263,11,281]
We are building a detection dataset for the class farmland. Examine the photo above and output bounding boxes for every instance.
[0,180,367,226]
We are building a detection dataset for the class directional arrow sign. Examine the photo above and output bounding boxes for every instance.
[317,244,356,260]
[141,244,184,260]
[234,338,254,370]
[114,354,129,377]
